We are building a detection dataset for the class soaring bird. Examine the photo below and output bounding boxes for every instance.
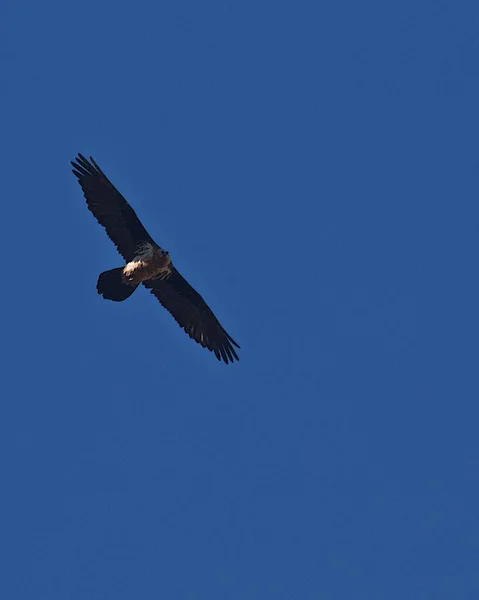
[71,154,240,364]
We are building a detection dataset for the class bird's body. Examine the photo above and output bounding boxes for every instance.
[122,242,172,286]
[71,154,240,364]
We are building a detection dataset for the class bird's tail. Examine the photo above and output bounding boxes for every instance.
[97,268,138,302]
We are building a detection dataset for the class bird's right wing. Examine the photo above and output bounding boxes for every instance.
[71,154,155,262]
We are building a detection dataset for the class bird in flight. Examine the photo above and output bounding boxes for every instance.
[71,154,240,364]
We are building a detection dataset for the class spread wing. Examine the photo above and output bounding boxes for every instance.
[143,268,240,364]
[71,154,155,261]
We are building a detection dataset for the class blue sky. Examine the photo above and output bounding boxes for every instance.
[2,0,479,598]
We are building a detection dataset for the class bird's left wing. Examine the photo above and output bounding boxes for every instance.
[71,154,155,262]
[143,268,240,364]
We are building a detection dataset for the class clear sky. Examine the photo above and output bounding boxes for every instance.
[2,0,479,598]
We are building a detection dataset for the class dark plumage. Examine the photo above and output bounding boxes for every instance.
[71,154,240,364]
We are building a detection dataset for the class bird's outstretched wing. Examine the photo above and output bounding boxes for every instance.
[143,268,240,364]
[71,154,155,261]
